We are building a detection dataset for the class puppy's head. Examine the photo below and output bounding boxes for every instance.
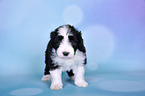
[50,24,84,59]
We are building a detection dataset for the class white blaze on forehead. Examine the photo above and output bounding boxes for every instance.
[56,25,74,58]
[58,25,71,36]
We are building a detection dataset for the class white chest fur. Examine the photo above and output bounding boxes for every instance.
[51,49,86,71]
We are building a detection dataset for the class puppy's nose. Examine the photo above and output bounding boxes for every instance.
[63,52,69,56]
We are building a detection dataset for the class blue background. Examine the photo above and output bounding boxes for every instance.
[1,1,145,96]
[0,0,145,76]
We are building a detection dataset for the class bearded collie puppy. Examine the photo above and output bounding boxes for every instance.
[41,24,88,90]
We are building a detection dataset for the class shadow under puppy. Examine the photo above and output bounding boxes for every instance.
[42,24,88,90]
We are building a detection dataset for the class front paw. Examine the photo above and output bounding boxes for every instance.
[41,75,50,81]
[50,82,63,90]
[75,80,88,87]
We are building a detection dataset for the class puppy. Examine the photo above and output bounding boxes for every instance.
[41,24,88,90]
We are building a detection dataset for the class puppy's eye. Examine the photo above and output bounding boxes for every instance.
[69,36,75,41]
[58,36,63,40]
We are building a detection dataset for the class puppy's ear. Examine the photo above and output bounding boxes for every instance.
[78,31,82,37]
[78,31,83,41]
[50,31,55,40]
[78,31,86,53]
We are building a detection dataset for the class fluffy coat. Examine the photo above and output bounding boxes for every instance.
[41,24,88,90]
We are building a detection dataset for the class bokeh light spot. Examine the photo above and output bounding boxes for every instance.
[10,88,42,96]
[97,80,145,92]
[63,5,83,25]
[84,25,115,70]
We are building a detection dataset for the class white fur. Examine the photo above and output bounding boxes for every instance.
[58,25,71,36]
[51,49,85,71]
[50,49,88,89]
[74,65,88,87]
[50,69,63,90]
[41,74,50,81]
[42,25,88,90]
[56,26,74,58]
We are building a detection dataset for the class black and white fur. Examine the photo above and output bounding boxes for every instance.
[41,24,88,90]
